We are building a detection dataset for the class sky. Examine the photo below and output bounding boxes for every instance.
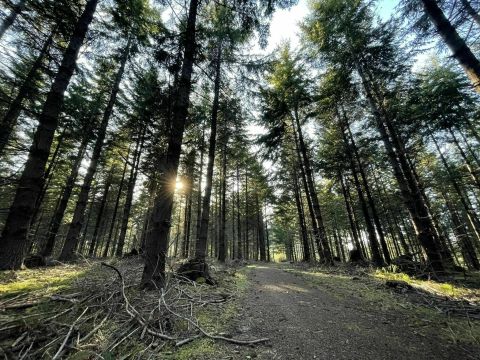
[264,0,400,52]
[246,0,403,169]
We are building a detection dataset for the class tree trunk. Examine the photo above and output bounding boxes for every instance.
[140,0,199,289]
[182,191,193,258]
[0,0,26,40]
[218,141,227,262]
[195,44,222,261]
[344,116,391,264]
[337,112,383,265]
[78,182,98,254]
[116,126,145,256]
[421,0,480,92]
[338,172,363,255]
[292,121,323,259]
[60,38,131,261]
[89,171,113,256]
[293,173,311,262]
[103,147,130,257]
[444,195,480,270]
[292,108,333,264]
[264,202,271,262]
[0,0,98,270]
[0,31,54,157]
[30,127,66,229]
[195,125,205,250]
[41,136,89,257]
[357,64,445,272]
[256,194,266,261]
[432,134,480,246]
[245,170,249,260]
[236,163,242,259]
[448,128,480,189]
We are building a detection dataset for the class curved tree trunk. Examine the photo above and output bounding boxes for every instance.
[0,0,98,270]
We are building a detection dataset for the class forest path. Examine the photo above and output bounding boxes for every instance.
[231,263,478,360]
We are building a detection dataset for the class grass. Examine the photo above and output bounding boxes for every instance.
[0,264,89,299]
[374,268,480,301]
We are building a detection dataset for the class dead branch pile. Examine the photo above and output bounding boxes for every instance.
[0,258,267,358]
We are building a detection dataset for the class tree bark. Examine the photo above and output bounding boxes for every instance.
[140,0,199,289]
[0,0,98,270]
[293,173,310,262]
[236,162,242,259]
[245,169,249,260]
[195,44,222,261]
[116,126,145,256]
[444,195,480,270]
[194,125,205,251]
[256,194,267,261]
[432,134,480,246]
[218,141,227,262]
[292,121,322,259]
[41,136,89,257]
[103,147,130,257]
[292,108,333,264]
[338,172,363,255]
[88,171,113,256]
[357,64,445,272]
[60,38,131,261]
[344,115,391,264]
[78,182,98,254]
[421,0,480,92]
[30,127,66,229]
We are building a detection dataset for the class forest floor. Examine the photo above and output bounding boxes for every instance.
[0,260,479,359]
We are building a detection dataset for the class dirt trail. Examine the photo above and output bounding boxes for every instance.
[231,264,479,360]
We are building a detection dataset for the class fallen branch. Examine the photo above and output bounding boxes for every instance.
[160,289,269,346]
[101,262,177,342]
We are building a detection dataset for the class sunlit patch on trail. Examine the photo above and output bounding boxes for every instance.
[261,283,310,293]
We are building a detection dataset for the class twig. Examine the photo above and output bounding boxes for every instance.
[101,262,177,341]
[52,307,89,360]
[160,290,269,345]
